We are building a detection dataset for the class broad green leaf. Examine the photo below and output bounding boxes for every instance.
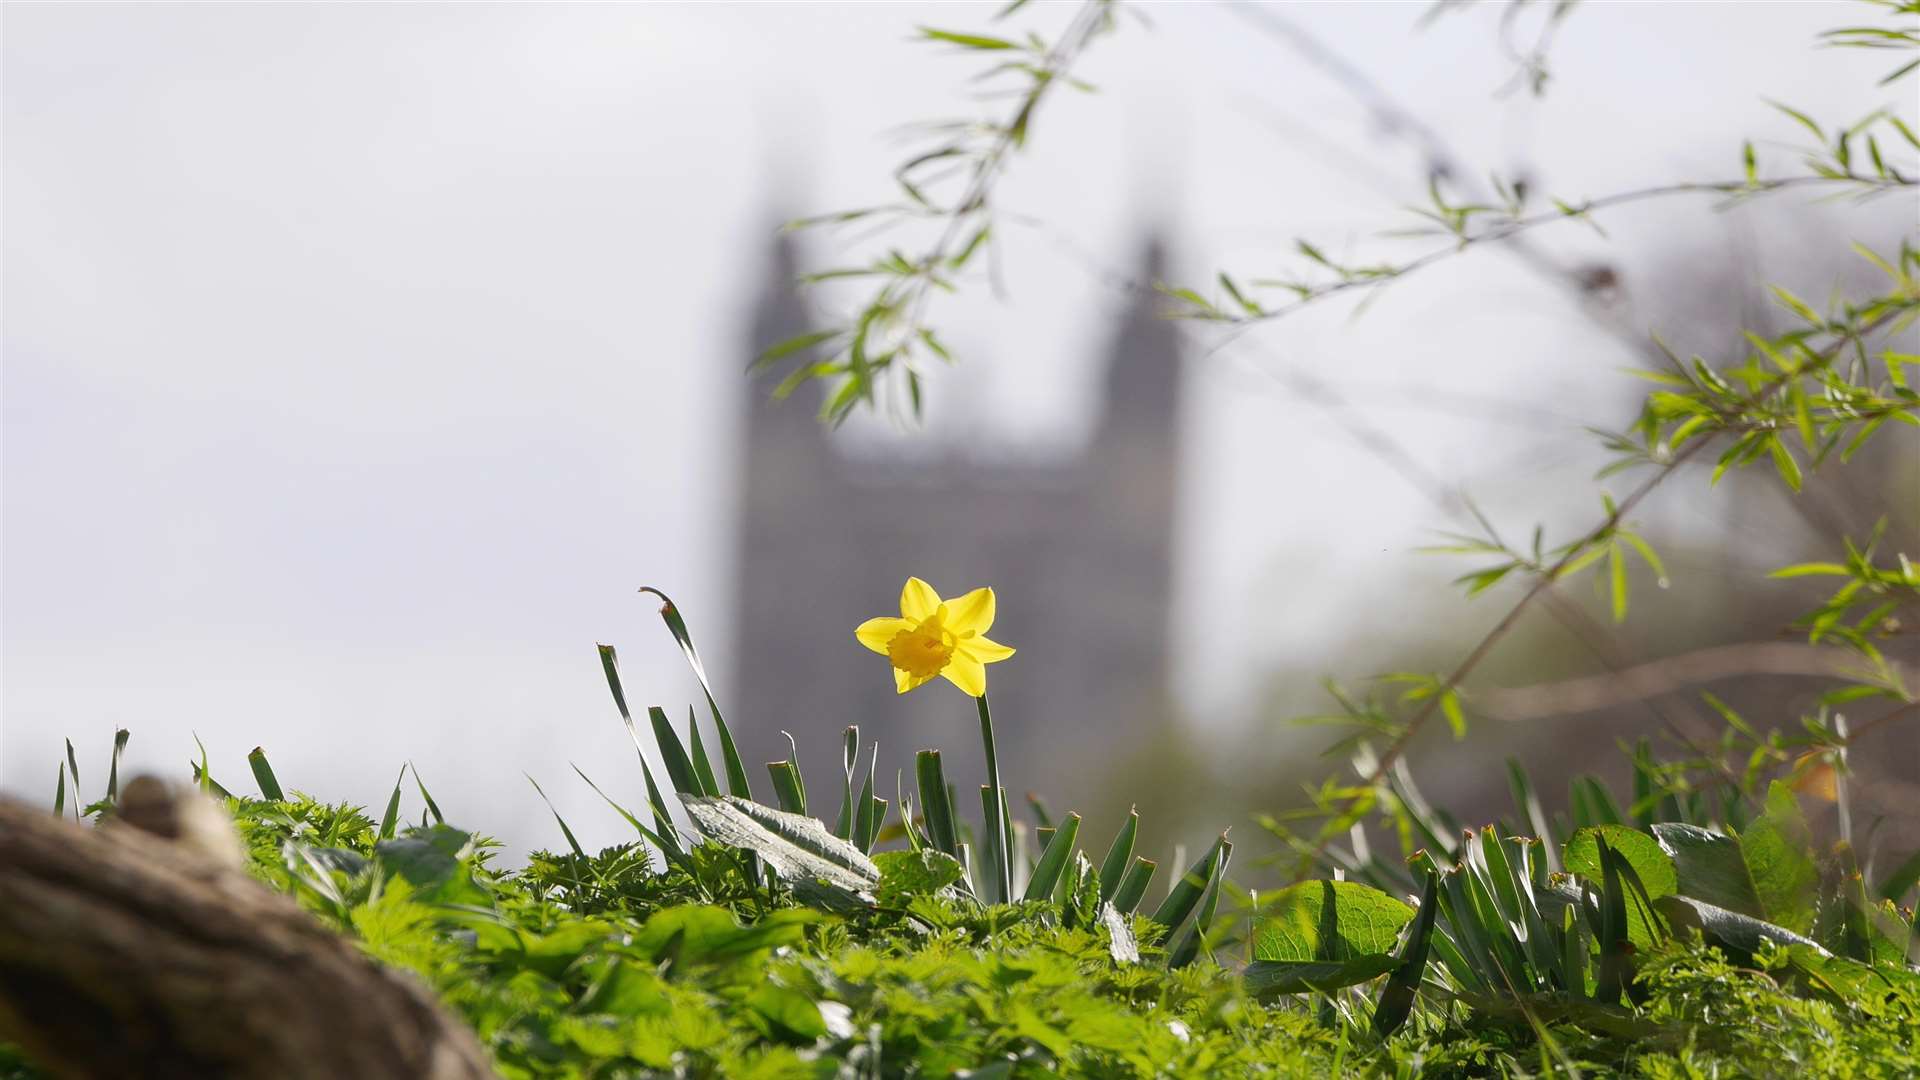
[1247,954,1399,998]
[1564,826,1677,898]
[874,848,964,906]
[1653,782,1817,933]
[248,746,285,801]
[1253,879,1416,962]
[1655,894,1824,958]
[631,905,820,966]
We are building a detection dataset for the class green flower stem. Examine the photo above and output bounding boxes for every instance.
[977,693,1013,904]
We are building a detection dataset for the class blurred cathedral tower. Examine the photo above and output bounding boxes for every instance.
[731,230,1182,810]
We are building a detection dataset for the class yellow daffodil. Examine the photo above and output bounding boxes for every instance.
[855,577,1015,696]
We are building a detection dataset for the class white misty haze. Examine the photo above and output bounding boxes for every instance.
[1,2,1888,855]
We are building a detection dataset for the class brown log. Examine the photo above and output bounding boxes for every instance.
[0,781,495,1080]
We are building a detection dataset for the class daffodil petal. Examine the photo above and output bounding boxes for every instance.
[944,587,995,636]
[855,617,913,655]
[960,635,1015,663]
[942,652,987,696]
[895,666,939,694]
[900,577,941,621]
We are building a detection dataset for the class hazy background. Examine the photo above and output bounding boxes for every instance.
[5,2,1913,859]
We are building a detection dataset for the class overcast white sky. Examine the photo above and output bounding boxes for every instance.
[4,1,1905,854]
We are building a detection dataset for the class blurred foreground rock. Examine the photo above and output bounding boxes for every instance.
[0,778,494,1080]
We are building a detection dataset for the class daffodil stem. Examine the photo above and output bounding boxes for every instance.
[976,693,1013,904]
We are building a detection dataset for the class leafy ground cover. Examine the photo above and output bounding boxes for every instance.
[7,585,1916,1078]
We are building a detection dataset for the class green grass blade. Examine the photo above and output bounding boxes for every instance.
[784,733,808,811]
[1113,857,1157,914]
[248,746,285,802]
[573,763,677,861]
[1024,812,1082,901]
[978,786,1006,903]
[976,694,1013,905]
[1878,848,1920,903]
[379,765,408,840]
[834,726,859,841]
[853,746,880,852]
[1507,757,1561,869]
[53,762,66,817]
[65,739,80,797]
[410,762,445,824]
[1027,794,1055,832]
[1593,836,1633,1004]
[1373,870,1439,1038]
[768,761,808,815]
[646,706,703,795]
[637,753,682,852]
[106,729,130,806]
[916,750,960,858]
[1168,837,1231,968]
[526,773,587,859]
[638,587,754,800]
[1097,808,1139,904]
[1152,833,1227,932]
[686,706,721,797]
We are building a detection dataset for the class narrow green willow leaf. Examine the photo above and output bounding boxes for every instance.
[1097,808,1139,904]
[1113,857,1157,914]
[1024,812,1082,901]
[248,747,285,802]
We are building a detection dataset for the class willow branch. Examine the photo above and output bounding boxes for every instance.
[1476,641,1915,722]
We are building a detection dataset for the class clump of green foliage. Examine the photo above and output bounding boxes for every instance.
[11,714,1919,1078]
